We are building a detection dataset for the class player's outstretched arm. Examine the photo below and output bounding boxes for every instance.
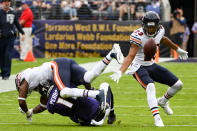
[32,96,48,114]
[18,80,33,122]
[161,36,188,60]
[110,44,139,83]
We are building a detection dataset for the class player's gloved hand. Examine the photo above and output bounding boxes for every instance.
[26,109,33,122]
[176,47,188,60]
[110,70,122,83]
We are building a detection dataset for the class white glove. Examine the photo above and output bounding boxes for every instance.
[18,107,33,122]
[110,70,122,83]
[26,109,33,122]
[176,48,188,60]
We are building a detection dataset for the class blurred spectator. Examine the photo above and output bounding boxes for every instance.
[48,0,62,19]
[170,8,186,46]
[98,0,110,20]
[192,22,197,56]
[41,1,51,19]
[160,0,171,21]
[77,0,92,20]
[61,0,78,20]
[19,0,33,61]
[192,22,197,37]
[170,8,186,57]
[118,0,135,21]
[89,0,103,20]
[107,1,119,20]
[118,1,128,21]
[133,0,147,20]
[30,0,38,19]
[146,0,160,15]
[182,25,190,50]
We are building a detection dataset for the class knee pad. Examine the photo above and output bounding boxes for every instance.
[146,83,155,93]
[171,80,183,91]
[84,71,99,83]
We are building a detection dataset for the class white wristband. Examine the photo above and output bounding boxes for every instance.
[18,97,26,101]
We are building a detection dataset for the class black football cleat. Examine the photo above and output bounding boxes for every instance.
[107,113,116,124]
[96,86,108,112]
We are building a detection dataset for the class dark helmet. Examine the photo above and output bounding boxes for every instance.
[142,11,160,37]
[15,74,20,91]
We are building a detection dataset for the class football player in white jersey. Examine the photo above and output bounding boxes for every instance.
[110,11,188,127]
[16,44,123,123]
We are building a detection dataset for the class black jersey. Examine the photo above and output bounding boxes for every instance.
[0,7,24,38]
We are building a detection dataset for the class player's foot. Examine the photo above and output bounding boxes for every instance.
[96,86,109,112]
[154,116,164,127]
[107,113,116,124]
[157,97,173,115]
[110,43,124,64]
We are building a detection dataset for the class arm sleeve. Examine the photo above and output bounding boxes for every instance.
[14,12,25,34]
[130,34,142,47]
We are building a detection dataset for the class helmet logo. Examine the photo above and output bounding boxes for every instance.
[147,22,155,26]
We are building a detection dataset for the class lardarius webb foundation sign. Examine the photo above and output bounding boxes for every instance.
[32,20,170,58]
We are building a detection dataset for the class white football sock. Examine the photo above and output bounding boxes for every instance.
[163,80,183,101]
[88,90,100,98]
[60,88,99,98]
[146,83,158,109]
[105,50,113,61]
[84,60,109,83]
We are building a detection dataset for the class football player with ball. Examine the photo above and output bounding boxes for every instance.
[111,11,188,127]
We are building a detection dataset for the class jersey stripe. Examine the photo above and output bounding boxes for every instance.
[134,72,147,89]
[130,35,141,41]
[130,40,141,46]
[51,61,65,90]
[130,36,142,45]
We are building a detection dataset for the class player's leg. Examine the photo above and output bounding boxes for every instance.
[51,58,96,98]
[150,64,182,115]
[105,83,116,124]
[70,97,100,125]
[84,43,124,83]
[0,39,5,78]
[2,38,15,79]
[51,58,72,91]
[133,66,164,127]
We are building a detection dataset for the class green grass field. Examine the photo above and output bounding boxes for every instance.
[1,58,197,131]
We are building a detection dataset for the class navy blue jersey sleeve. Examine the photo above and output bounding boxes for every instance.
[14,11,24,35]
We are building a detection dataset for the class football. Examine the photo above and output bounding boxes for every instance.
[143,38,157,61]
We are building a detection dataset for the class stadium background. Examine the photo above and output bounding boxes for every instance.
[1,0,197,130]
[10,0,196,59]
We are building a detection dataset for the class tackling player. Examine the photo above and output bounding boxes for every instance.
[19,82,116,126]
[16,44,123,124]
[110,11,188,127]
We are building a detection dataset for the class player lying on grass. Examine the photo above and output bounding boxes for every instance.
[15,44,123,124]
[110,11,188,127]
[18,82,115,126]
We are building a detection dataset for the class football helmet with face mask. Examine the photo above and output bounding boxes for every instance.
[142,11,160,37]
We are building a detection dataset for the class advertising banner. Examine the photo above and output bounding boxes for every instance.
[13,20,171,58]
